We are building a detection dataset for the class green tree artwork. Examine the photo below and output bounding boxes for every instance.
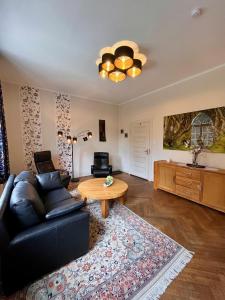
[163,106,225,153]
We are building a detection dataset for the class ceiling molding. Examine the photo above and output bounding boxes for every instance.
[2,62,225,107]
[1,79,118,106]
[119,62,225,106]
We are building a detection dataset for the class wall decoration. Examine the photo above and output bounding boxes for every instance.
[99,120,106,142]
[56,94,72,175]
[20,86,42,170]
[120,129,124,134]
[163,106,225,153]
[125,133,128,138]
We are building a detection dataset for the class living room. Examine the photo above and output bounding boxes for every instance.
[0,1,225,299]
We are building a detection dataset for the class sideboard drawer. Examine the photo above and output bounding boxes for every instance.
[176,167,201,180]
[175,176,201,191]
[191,170,201,180]
[176,176,192,188]
[176,185,200,202]
[176,168,192,178]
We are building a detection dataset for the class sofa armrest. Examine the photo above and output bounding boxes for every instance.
[45,199,85,220]
[10,210,88,247]
[56,168,69,175]
[2,210,89,294]
[108,165,112,174]
[91,165,95,174]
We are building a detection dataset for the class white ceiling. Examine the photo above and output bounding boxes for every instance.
[1,0,225,105]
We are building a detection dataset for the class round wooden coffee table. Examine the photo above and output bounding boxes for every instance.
[78,178,128,218]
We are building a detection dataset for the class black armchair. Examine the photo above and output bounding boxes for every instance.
[34,151,71,188]
[91,152,112,178]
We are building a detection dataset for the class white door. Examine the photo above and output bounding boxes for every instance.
[130,121,150,180]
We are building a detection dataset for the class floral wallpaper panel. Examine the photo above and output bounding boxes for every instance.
[20,86,42,171]
[56,93,72,175]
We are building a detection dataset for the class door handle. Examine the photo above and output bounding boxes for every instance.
[144,149,151,155]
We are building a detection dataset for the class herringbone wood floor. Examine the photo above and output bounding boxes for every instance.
[76,173,225,300]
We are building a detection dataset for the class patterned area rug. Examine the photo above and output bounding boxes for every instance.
[9,200,193,300]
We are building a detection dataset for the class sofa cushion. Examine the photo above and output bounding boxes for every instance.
[36,171,63,192]
[45,199,85,220]
[14,171,37,188]
[10,181,45,229]
[43,188,72,208]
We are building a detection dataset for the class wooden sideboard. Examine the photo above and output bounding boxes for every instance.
[154,160,225,213]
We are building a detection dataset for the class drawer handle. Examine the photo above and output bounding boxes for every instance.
[177,172,191,176]
[197,184,202,191]
[173,175,176,184]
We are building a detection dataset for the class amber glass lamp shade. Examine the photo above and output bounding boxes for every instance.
[102,53,115,72]
[109,69,126,83]
[98,63,108,79]
[127,59,142,78]
[114,46,134,70]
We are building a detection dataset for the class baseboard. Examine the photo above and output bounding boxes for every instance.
[112,170,122,175]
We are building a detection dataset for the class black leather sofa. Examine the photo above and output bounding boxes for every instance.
[34,150,71,188]
[91,152,112,178]
[0,171,89,295]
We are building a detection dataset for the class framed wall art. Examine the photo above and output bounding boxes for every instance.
[163,106,225,153]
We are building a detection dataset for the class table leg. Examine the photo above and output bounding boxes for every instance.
[81,194,87,203]
[101,200,109,218]
[119,193,127,205]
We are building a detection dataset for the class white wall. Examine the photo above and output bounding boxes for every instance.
[2,82,119,176]
[3,65,225,179]
[119,66,225,181]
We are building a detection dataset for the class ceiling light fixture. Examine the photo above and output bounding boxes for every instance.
[114,46,134,70]
[126,59,142,78]
[99,63,108,79]
[102,53,115,72]
[96,40,147,83]
[109,68,126,83]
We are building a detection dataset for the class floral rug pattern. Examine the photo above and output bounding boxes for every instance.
[9,202,193,300]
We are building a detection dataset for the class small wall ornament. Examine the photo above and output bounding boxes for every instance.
[99,120,106,142]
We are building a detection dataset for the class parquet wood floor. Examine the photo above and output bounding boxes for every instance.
[75,173,225,300]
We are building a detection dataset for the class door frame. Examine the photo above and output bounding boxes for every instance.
[129,119,152,181]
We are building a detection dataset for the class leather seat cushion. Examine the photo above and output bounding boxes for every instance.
[93,170,110,175]
[45,199,85,220]
[10,181,45,229]
[14,171,38,188]
[43,188,72,209]
[36,171,63,191]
